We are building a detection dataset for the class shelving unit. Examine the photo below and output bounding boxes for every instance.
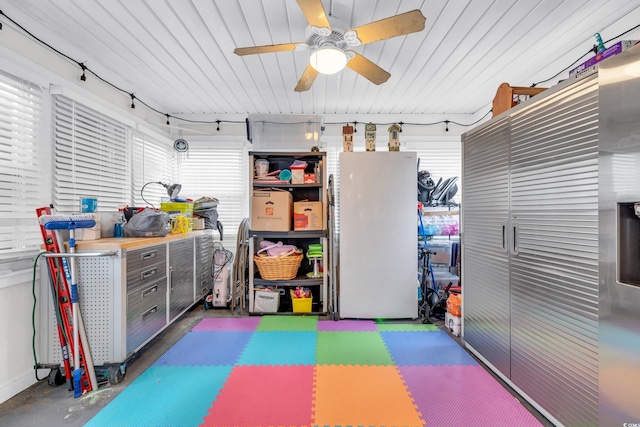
[248,151,328,315]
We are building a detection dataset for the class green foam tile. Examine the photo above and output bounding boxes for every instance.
[256,315,318,331]
[317,332,394,365]
[376,323,439,332]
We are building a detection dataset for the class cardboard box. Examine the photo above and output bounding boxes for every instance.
[251,189,292,231]
[293,201,323,230]
[76,213,101,241]
[291,168,305,184]
[569,40,638,78]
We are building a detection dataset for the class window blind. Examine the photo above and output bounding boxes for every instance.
[176,141,248,236]
[406,140,462,204]
[0,69,45,258]
[53,95,131,212]
[132,132,175,207]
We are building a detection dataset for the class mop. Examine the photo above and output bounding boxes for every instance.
[38,213,96,397]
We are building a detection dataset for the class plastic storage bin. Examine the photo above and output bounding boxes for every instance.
[160,202,194,218]
[292,297,312,313]
[254,289,280,313]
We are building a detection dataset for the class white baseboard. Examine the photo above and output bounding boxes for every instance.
[0,370,45,405]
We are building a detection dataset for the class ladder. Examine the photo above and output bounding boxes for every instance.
[36,206,93,396]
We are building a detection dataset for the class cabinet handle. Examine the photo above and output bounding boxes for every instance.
[141,250,157,260]
[141,268,157,281]
[502,225,506,250]
[141,306,157,320]
[169,266,174,292]
[142,285,158,298]
[513,225,518,253]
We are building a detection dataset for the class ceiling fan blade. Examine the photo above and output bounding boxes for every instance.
[346,52,391,85]
[234,43,300,56]
[294,64,320,92]
[351,10,426,45]
[296,0,331,30]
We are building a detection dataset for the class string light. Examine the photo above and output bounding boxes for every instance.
[79,63,86,81]
[0,9,496,131]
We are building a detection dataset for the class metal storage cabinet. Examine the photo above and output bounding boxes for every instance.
[169,238,195,322]
[38,232,211,375]
[461,117,511,377]
[509,76,599,425]
[125,245,168,354]
[247,151,328,315]
[462,74,599,427]
[195,233,214,301]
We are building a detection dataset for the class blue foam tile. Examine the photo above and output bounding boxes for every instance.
[381,330,478,366]
[85,365,231,427]
[154,331,253,366]
[238,331,317,365]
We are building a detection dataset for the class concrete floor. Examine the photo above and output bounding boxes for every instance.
[0,303,554,427]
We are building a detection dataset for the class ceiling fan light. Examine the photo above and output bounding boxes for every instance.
[310,47,348,74]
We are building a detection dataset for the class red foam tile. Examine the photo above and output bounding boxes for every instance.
[202,365,314,426]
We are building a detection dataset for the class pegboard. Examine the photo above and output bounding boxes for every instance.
[77,256,116,365]
[40,254,120,367]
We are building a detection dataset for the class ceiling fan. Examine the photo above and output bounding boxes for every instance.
[233,0,426,92]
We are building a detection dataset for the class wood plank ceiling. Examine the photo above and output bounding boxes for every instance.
[1,0,639,119]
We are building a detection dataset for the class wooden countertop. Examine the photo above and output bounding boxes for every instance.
[74,230,213,251]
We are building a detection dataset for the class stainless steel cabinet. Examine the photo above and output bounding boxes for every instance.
[39,232,212,370]
[195,233,214,300]
[169,238,195,322]
[462,74,600,427]
[461,117,511,377]
[125,245,168,354]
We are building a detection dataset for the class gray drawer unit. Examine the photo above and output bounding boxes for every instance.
[169,238,195,321]
[126,245,167,292]
[126,278,167,354]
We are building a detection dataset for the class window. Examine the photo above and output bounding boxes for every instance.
[132,131,175,207]
[53,95,131,212]
[176,140,248,237]
[0,70,46,258]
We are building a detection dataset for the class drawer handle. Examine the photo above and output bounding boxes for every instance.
[142,306,157,320]
[141,250,157,260]
[201,279,208,287]
[141,268,157,280]
[142,285,158,298]
[201,286,208,294]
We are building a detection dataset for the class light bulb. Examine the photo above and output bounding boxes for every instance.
[309,46,347,75]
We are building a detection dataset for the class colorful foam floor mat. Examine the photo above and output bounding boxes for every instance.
[86,316,543,427]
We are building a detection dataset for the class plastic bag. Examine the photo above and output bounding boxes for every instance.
[124,209,170,237]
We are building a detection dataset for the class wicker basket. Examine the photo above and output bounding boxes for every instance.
[254,252,303,280]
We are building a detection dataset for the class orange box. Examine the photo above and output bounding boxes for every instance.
[446,292,462,317]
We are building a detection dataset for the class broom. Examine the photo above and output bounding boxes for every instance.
[38,213,96,397]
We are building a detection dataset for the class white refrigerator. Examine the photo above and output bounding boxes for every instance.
[339,151,417,319]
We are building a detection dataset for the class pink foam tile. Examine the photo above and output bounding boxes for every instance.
[192,317,261,331]
[399,365,544,427]
[201,365,314,426]
[317,319,378,331]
